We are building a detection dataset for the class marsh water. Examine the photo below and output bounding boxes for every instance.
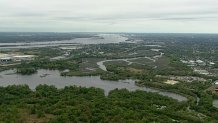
[97,52,163,71]
[0,69,187,102]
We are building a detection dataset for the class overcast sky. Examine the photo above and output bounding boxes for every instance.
[0,0,218,33]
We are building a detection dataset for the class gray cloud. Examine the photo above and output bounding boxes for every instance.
[0,0,218,33]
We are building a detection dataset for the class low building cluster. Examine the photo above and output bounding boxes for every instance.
[156,75,206,83]
[194,69,210,75]
[181,59,215,67]
[181,59,217,75]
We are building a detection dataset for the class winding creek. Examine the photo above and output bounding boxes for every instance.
[0,69,187,102]
[0,36,188,102]
[97,52,164,71]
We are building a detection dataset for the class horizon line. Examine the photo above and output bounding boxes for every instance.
[0,31,218,35]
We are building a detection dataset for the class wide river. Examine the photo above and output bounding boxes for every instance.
[0,69,187,102]
[0,34,130,49]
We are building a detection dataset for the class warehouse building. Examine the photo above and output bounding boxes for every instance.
[0,53,36,63]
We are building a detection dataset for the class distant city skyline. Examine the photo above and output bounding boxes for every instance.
[0,0,218,33]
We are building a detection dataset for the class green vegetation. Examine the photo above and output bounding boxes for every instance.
[1,33,218,122]
[1,85,217,122]
[15,59,79,75]
[17,67,37,75]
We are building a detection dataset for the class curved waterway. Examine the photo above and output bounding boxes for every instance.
[97,52,164,71]
[0,69,187,102]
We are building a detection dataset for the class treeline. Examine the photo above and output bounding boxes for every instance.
[101,63,156,81]
[16,59,79,75]
[0,85,209,123]
[0,32,94,43]
[17,67,37,75]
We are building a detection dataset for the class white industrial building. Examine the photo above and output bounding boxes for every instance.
[13,55,35,61]
[0,53,12,63]
[0,57,13,62]
[0,53,35,63]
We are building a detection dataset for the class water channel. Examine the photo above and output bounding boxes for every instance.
[97,52,163,71]
[0,69,187,102]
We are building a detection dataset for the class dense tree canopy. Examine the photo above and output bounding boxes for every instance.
[1,85,215,122]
